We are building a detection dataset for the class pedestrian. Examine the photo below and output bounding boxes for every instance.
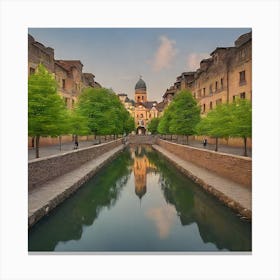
[203,138,207,147]
[74,140,78,149]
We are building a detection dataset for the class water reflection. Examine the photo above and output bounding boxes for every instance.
[28,152,132,251]
[131,145,157,203]
[145,149,251,251]
[146,205,176,239]
[29,145,251,251]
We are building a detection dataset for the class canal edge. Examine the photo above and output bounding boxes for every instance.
[28,145,125,229]
[152,145,252,221]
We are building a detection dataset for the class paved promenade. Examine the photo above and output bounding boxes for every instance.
[29,138,251,161]
[153,145,252,219]
[28,145,124,227]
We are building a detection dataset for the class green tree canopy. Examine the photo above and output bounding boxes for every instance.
[28,64,70,157]
[168,91,201,136]
[196,98,252,155]
[158,90,200,144]
[76,87,132,137]
[147,118,160,134]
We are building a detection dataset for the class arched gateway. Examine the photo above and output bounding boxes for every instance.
[136,126,146,135]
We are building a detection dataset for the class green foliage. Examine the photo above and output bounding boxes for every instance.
[147,118,160,134]
[158,90,200,136]
[196,99,252,138]
[28,64,70,137]
[76,87,132,136]
[124,115,135,134]
[157,110,172,134]
[68,108,90,136]
[229,99,252,138]
[168,91,201,136]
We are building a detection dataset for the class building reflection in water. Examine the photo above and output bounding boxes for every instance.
[130,145,157,205]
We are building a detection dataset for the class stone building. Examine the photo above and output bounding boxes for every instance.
[117,77,164,135]
[28,34,101,109]
[28,34,102,147]
[162,31,252,115]
[133,77,163,134]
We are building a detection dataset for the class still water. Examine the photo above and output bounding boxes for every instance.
[29,145,251,252]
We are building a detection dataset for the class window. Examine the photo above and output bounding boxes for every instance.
[62,79,66,89]
[29,67,35,75]
[221,78,224,89]
[240,92,246,99]
[203,88,206,97]
[203,104,206,113]
[64,97,67,106]
[215,81,218,92]
[233,95,236,101]
[72,99,74,108]
[142,96,144,101]
[210,102,213,110]
[239,71,246,85]
[137,96,140,101]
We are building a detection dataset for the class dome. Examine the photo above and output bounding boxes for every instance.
[135,77,146,90]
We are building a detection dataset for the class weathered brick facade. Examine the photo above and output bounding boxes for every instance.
[162,31,252,115]
[28,34,101,109]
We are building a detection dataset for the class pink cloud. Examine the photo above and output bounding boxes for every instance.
[152,36,177,72]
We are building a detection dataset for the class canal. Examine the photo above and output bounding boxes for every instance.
[28,145,251,252]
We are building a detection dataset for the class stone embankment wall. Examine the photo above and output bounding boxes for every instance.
[29,139,123,190]
[128,135,157,144]
[157,139,252,188]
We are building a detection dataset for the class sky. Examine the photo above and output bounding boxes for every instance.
[28,28,251,102]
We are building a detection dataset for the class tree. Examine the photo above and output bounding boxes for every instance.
[76,87,132,140]
[157,109,172,138]
[69,107,90,144]
[196,103,233,151]
[168,90,201,144]
[229,99,252,156]
[123,114,135,135]
[28,64,70,158]
[196,99,252,155]
[147,118,160,134]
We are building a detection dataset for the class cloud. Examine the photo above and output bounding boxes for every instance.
[186,53,210,71]
[146,205,176,239]
[152,36,177,72]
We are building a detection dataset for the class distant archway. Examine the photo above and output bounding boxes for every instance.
[136,126,146,135]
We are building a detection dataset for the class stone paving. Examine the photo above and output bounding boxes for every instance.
[28,137,251,161]
[28,145,124,227]
[152,145,252,219]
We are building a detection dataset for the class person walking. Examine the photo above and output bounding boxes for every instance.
[203,138,207,147]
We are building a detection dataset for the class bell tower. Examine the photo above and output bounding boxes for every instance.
[135,76,147,103]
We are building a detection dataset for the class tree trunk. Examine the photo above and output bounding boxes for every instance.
[243,137,248,156]
[186,135,189,145]
[31,137,35,148]
[59,136,62,151]
[215,137,218,152]
[35,135,40,158]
